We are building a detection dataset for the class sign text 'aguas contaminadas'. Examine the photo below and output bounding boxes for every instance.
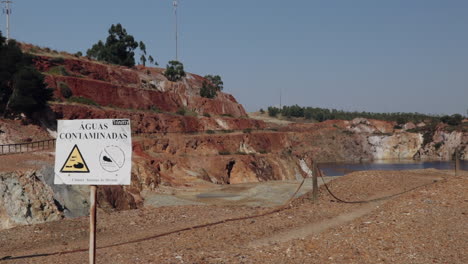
[54,119,132,185]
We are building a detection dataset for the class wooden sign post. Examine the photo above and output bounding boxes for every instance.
[54,119,132,263]
[89,185,97,264]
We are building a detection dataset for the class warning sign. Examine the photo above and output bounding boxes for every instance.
[54,119,132,185]
[60,145,90,173]
[100,146,125,172]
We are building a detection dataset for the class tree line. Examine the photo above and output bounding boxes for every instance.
[266,105,465,125]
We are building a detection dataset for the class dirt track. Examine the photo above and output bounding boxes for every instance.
[0,169,466,264]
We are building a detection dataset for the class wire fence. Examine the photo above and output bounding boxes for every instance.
[0,139,56,155]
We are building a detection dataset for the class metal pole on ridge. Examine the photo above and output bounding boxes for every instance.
[173,0,179,61]
[1,0,12,40]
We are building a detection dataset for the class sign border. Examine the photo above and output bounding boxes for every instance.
[60,144,91,173]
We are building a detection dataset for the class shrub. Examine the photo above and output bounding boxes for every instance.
[203,75,223,91]
[434,142,443,150]
[206,130,215,134]
[221,129,234,133]
[50,57,65,64]
[422,131,434,146]
[268,106,280,117]
[164,60,186,82]
[243,128,252,133]
[283,104,304,117]
[259,108,265,114]
[150,106,161,113]
[447,114,463,126]
[440,115,450,124]
[304,108,313,119]
[396,116,408,125]
[342,130,355,135]
[203,113,211,117]
[47,66,70,76]
[176,108,186,116]
[221,113,233,117]
[218,150,231,155]
[67,96,99,106]
[59,82,72,98]
[200,81,217,98]
[74,51,83,57]
[185,109,198,117]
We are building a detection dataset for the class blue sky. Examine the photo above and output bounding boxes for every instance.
[3,0,468,115]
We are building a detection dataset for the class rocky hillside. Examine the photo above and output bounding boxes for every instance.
[33,54,247,118]
[0,45,466,230]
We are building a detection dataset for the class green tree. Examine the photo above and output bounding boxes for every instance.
[0,36,23,111]
[139,41,146,55]
[148,55,158,66]
[204,75,223,91]
[140,54,147,66]
[268,106,280,117]
[164,60,186,81]
[200,81,217,98]
[396,116,408,125]
[440,115,451,124]
[139,41,147,66]
[447,114,463,126]
[0,31,52,116]
[7,67,53,115]
[86,24,140,67]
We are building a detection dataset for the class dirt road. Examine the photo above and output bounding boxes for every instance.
[0,169,466,264]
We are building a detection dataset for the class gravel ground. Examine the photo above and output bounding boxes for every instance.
[0,169,466,264]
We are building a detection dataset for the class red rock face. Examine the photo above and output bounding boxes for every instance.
[51,104,264,133]
[35,56,248,117]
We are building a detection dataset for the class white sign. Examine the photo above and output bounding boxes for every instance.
[54,119,132,185]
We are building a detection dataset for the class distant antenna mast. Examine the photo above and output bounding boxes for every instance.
[1,0,12,40]
[173,0,179,61]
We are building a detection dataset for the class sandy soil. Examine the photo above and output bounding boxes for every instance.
[0,152,54,172]
[143,177,336,208]
[0,169,466,264]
